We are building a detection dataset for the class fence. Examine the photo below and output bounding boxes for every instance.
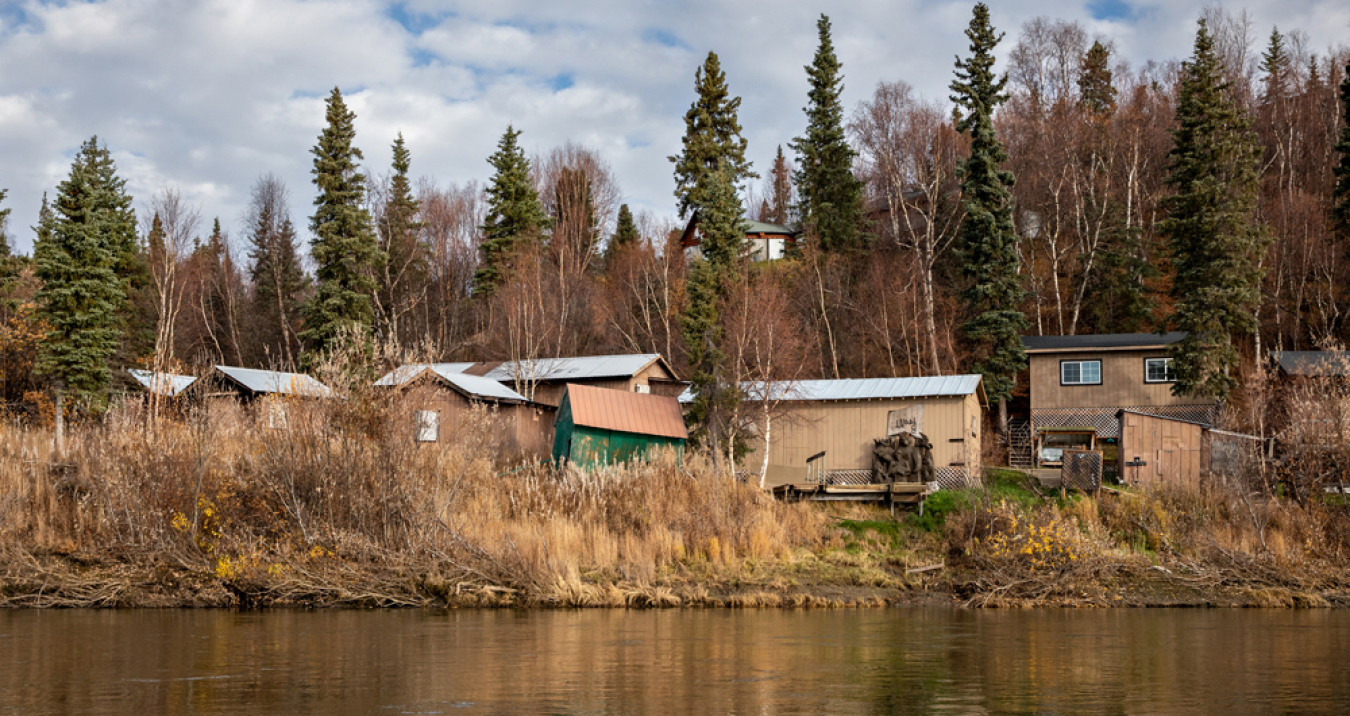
[1061,449,1103,492]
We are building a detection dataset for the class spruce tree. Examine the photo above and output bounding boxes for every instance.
[680,164,745,464]
[202,219,245,365]
[475,126,550,295]
[791,15,866,254]
[669,52,756,219]
[605,203,639,264]
[1162,20,1269,401]
[767,145,794,226]
[1332,58,1350,242]
[376,133,427,342]
[300,87,383,355]
[1078,41,1118,116]
[950,3,1027,432]
[34,137,136,404]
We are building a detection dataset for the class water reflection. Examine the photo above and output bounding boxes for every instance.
[1,608,1348,714]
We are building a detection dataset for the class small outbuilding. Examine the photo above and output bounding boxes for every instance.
[552,383,687,467]
[1116,410,1205,488]
[375,364,554,457]
[209,365,334,401]
[696,375,987,488]
[126,369,197,397]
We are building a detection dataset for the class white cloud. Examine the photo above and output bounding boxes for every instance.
[1,0,1347,252]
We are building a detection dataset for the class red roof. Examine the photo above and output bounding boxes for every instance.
[564,384,688,440]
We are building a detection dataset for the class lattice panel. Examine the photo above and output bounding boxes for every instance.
[1008,418,1034,468]
[825,469,873,485]
[935,466,975,489]
[1061,450,1103,492]
[1032,405,1216,438]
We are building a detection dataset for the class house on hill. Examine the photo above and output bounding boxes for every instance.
[552,384,688,467]
[374,363,554,457]
[1022,333,1217,438]
[680,215,799,262]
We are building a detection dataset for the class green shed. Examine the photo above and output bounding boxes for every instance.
[553,383,688,467]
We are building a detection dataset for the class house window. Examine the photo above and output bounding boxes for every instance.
[1060,360,1101,386]
[415,410,440,442]
[633,384,651,394]
[267,402,288,430]
[1145,357,1177,383]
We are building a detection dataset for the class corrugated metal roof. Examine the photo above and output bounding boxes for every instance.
[1022,332,1187,353]
[484,354,663,382]
[1273,351,1350,377]
[215,365,334,398]
[679,375,984,404]
[566,384,688,439]
[436,371,528,402]
[127,369,197,396]
[374,363,476,386]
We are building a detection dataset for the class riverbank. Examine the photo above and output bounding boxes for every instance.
[3,404,1349,609]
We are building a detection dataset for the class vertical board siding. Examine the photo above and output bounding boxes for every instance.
[1117,411,1204,488]
[743,397,981,474]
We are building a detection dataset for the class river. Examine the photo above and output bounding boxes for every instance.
[3,608,1348,714]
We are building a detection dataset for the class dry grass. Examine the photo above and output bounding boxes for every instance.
[0,388,840,608]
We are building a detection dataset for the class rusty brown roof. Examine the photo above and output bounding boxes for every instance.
[565,383,688,440]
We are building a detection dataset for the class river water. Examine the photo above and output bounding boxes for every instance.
[2,608,1348,714]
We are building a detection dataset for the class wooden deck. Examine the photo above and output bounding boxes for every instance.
[771,482,936,514]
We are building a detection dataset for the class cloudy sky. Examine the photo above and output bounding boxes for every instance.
[1,0,1348,255]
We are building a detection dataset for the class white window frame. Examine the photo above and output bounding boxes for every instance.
[1060,360,1102,386]
[1145,357,1177,383]
[633,384,651,394]
[415,410,440,443]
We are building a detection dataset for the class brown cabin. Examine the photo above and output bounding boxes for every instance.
[376,365,554,459]
[1022,333,1217,439]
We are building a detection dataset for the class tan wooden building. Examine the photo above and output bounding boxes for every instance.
[1117,410,1205,488]
[689,375,987,488]
[376,365,555,458]
[1023,333,1216,438]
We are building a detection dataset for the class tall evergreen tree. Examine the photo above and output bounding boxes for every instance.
[669,52,756,219]
[1162,20,1269,401]
[607,203,639,260]
[791,15,866,254]
[201,219,245,365]
[1078,40,1118,116]
[680,164,746,467]
[474,126,550,295]
[1259,28,1289,105]
[950,3,1026,432]
[300,87,383,355]
[34,137,136,404]
[1333,58,1350,242]
[767,145,794,226]
[376,133,427,343]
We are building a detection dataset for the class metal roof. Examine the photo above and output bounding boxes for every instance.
[679,375,985,404]
[127,369,197,397]
[742,220,796,235]
[565,384,688,440]
[484,354,665,382]
[374,363,476,386]
[1022,332,1187,353]
[1272,351,1350,377]
[214,365,334,398]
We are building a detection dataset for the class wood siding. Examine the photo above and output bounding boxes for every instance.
[742,394,982,478]
[400,384,554,458]
[1029,350,1215,411]
[1117,411,1204,489]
